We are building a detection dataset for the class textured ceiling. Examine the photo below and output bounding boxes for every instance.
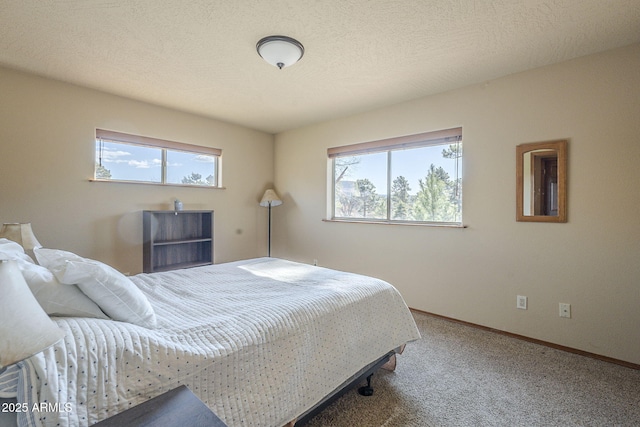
[1,0,639,134]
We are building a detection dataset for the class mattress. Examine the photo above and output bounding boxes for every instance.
[11,257,420,427]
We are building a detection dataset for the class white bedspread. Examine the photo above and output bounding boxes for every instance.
[16,257,420,427]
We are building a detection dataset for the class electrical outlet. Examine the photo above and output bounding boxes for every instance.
[517,295,527,310]
[559,303,571,318]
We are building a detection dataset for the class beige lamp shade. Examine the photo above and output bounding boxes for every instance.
[0,223,42,250]
[259,189,283,207]
[0,260,65,369]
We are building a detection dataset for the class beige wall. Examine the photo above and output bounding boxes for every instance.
[2,44,638,365]
[273,44,640,364]
[0,67,274,274]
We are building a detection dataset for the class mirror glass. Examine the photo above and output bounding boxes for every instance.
[516,140,567,222]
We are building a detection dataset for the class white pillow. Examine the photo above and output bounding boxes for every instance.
[19,261,108,319]
[0,238,35,264]
[34,248,157,328]
[0,239,106,318]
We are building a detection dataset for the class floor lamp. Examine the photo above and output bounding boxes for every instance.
[259,189,282,257]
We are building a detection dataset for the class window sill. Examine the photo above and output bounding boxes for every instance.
[90,179,226,189]
[322,219,466,228]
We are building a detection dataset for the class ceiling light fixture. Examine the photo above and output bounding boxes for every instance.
[256,35,304,69]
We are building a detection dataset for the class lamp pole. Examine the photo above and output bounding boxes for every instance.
[259,189,282,258]
[267,201,272,257]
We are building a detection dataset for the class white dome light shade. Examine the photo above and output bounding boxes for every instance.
[257,35,304,69]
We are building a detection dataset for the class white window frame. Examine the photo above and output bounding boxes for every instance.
[327,127,463,226]
[94,129,222,188]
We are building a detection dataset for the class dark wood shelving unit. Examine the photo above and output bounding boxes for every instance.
[93,385,227,426]
[143,210,213,273]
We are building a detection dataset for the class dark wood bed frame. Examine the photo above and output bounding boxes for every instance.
[0,351,396,427]
[293,350,395,426]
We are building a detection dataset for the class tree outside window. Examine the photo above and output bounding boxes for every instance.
[330,128,462,225]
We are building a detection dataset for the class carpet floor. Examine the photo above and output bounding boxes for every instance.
[305,311,640,427]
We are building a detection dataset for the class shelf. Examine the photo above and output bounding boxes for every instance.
[143,210,213,273]
[150,260,213,272]
[153,237,212,246]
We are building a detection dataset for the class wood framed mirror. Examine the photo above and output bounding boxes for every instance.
[516,140,567,222]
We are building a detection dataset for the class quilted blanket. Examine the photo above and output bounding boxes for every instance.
[15,257,420,427]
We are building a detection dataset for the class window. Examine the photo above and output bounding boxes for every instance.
[328,127,462,226]
[95,129,221,187]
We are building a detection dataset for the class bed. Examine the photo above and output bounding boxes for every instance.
[1,248,420,427]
